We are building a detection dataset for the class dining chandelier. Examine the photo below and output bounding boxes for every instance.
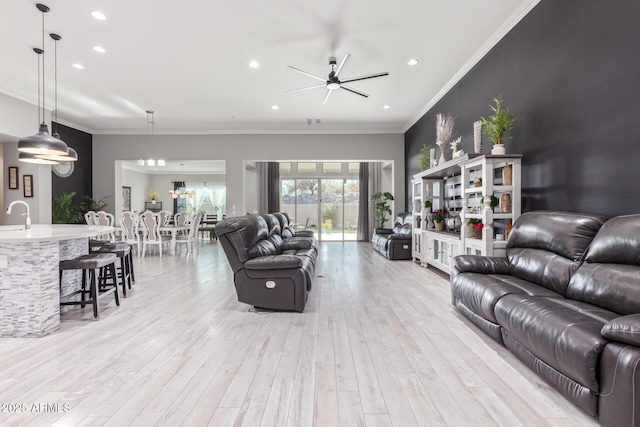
[169,164,195,199]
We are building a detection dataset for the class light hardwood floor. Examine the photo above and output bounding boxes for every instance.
[0,241,599,427]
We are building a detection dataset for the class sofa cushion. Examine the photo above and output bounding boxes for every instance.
[567,214,640,315]
[495,294,617,391]
[452,273,561,324]
[506,211,607,296]
[601,314,640,346]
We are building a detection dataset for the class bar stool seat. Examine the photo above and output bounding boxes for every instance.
[92,243,133,297]
[60,253,119,320]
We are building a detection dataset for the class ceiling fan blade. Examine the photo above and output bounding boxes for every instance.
[340,72,389,84]
[287,66,327,83]
[285,84,326,93]
[322,89,333,104]
[335,53,351,77]
[340,85,369,98]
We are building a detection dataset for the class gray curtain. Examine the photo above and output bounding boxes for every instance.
[258,163,268,214]
[267,162,280,213]
[258,162,280,214]
[369,162,382,230]
[357,162,370,241]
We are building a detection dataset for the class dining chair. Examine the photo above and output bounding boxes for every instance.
[139,211,171,257]
[85,211,98,226]
[120,211,141,257]
[174,211,190,235]
[95,211,115,241]
[175,212,202,255]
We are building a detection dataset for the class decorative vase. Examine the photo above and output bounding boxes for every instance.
[434,220,444,231]
[505,220,513,239]
[502,163,512,186]
[426,214,434,230]
[473,121,482,153]
[500,193,512,213]
[151,200,157,205]
[491,144,506,155]
[436,140,448,165]
[446,217,456,231]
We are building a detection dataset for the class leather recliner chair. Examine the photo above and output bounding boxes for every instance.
[371,212,413,260]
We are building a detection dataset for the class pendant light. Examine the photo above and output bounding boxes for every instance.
[169,164,195,199]
[36,33,79,162]
[138,110,165,167]
[18,3,69,158]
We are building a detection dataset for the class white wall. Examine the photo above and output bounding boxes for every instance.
[122,167,151,213]
[94,133,405,218]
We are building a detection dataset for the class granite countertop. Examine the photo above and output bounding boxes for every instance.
[0,224,114,242]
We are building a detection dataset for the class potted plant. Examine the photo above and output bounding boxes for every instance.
[479,95,516,155]
[432,208,446,231]
[480,195,499,211]
[370,191,394,228]
[417,144,432,170]
[148,189,159,204]
[468,218,483,239]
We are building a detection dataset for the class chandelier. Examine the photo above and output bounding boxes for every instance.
[137,110,165,166]
[169,163,195,199]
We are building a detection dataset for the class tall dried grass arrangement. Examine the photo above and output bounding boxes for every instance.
[435,113,456,144]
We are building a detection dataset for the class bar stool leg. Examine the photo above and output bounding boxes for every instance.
[90,268,99,320]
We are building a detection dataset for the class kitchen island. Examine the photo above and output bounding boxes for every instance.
[0,224,114,337]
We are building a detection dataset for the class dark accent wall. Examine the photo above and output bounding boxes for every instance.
[51,122,93,203]
[405,0,640,217]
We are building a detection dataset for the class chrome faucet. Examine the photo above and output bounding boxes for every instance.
[6,200,31,230]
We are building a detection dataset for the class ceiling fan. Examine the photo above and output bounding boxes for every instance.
[286,53,389,104]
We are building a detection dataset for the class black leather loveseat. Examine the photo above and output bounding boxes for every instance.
[371,212,412,260]
[451,211,640,426]
[216,213,318,312]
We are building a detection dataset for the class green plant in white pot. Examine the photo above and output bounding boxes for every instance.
[479,95,516,155]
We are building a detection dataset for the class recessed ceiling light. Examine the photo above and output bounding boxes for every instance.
[271,105,279,110]
[383,105,390,109]
[72,63,84,70]
[93,46,106,53]
[91,11,107,20]
[249,60,260,68]
[408,58,419,66]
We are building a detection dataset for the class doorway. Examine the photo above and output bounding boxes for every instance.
[281,178,359,242]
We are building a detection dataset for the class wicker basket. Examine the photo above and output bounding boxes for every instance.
[469,227,482,239]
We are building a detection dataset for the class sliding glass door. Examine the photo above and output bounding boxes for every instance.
[281,178,359,241]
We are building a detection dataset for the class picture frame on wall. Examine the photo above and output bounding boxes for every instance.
[8,167,18,189]
[23,175,33,198]
[122,186,131,211]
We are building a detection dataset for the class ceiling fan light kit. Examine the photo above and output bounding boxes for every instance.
[286,53,388,104]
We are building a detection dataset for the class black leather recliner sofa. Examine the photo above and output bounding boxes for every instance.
[371,212,412,260]
[451,211,640,426]
[216,213,318,312]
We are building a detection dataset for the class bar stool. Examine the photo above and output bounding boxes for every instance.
[91,241,133,297]
[59,253,119,320]
[90,239,136,283]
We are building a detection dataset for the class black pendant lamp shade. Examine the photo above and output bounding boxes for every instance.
[18,3,70,159]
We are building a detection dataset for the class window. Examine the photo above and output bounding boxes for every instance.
[348,162,360,174]
[297,162,317,174]
[323,162,342,173]
[279,162,291,173]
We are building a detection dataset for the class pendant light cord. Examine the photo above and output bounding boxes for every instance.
[37,53,41,125]
[41,9,46,125]
[54,35,57,133]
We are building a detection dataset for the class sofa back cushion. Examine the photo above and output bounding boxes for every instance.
[567,214,640,315]
[506,211,607,296]
[215,214,271,270]
[392,212,413,235]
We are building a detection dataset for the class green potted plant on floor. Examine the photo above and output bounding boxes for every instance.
[371,191,394,228]
[479,95,516,155]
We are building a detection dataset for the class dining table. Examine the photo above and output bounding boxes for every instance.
[158,225,191,254]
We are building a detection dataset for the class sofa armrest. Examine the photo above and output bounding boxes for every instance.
[374,228,393,235]
[602,314,640,346]
[283,239,313,251]
[295,230,315,238]
[245,255,302,270]
[452,255,511,275]
[388,234,412,241]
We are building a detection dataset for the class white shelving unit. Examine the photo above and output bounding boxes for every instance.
[411,154,522,273]
[460,155,521,257]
